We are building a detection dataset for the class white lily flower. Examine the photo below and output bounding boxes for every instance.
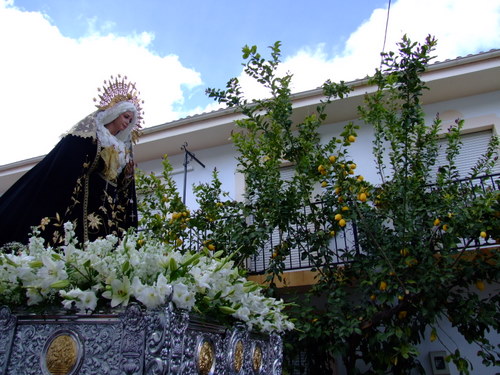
[156,273,173,298]
[233,306,251,321]
[171,282,195,310]
[0,224,294,333]
[135,285,163,309]
[60,288,97,313]
[26,287,44,305]
[102,276,131,307]
[37,254,68,290]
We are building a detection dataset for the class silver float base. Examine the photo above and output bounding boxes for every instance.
[0,304,283,375]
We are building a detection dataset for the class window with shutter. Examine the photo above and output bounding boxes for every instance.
[432,130,500,178]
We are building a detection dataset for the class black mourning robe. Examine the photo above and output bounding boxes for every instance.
[0,134,138,247]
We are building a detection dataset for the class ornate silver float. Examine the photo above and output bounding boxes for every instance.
[0,303,283,375]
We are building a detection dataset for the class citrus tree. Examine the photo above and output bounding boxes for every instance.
[136,157,279,267]
[206,41,355,287]
[205,36,499,374]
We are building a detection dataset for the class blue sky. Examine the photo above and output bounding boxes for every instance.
[1,0,499,164]
[7,0,387,111]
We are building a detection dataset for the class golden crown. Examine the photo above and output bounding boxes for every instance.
[93,74,144,131]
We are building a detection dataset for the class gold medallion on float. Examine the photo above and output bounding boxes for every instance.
[197,337,215,375]
[41,330,83,375]
[252,343,263,374]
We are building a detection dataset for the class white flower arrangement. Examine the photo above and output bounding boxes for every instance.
[0,223,294,334]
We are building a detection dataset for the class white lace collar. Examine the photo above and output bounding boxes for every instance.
[96,122,129,174]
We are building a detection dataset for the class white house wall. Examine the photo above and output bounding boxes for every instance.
[137,89,500,211]
[137,142,240,210]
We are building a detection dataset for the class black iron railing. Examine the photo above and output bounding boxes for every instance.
[244,173,499,274]
[244,203,360,274]
[149,173,499,274]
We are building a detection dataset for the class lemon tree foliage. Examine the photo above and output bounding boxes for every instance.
[136,159,270,268]
[206,42,356,287]
[203,37,499,374]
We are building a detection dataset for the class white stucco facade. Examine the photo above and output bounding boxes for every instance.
[135,89,500,212]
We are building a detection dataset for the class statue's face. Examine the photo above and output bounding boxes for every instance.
[105,111,134,136]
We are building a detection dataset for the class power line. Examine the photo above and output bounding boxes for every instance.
[381,0,392,57]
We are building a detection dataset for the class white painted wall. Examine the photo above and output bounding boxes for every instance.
[137,142,240,209]
[137,90,500,211]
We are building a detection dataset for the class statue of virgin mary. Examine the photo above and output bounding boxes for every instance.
[0,75,144,248]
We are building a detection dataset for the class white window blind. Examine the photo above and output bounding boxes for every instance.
[433,130,499,177]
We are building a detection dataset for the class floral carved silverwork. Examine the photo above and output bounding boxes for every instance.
[0,304,283,374]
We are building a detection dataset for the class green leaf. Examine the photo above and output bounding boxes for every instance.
[219,306,237,314]
[169,257,177,271]
[50,279,70,289]
[122,260,130,274]
[29,260,43,268]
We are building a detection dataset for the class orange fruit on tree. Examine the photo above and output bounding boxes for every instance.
[379,281,387,291]
[475,280,485,291]
[430,330,438,342]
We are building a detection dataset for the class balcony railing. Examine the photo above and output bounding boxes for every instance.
[246,173,499,274]
[250,173,500,274]
[168,173,499,275]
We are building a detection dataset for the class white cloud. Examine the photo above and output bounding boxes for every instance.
[382,0,500,59]
[0,1,203,164]
[1,0,499,165]
[238,0,500,98]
